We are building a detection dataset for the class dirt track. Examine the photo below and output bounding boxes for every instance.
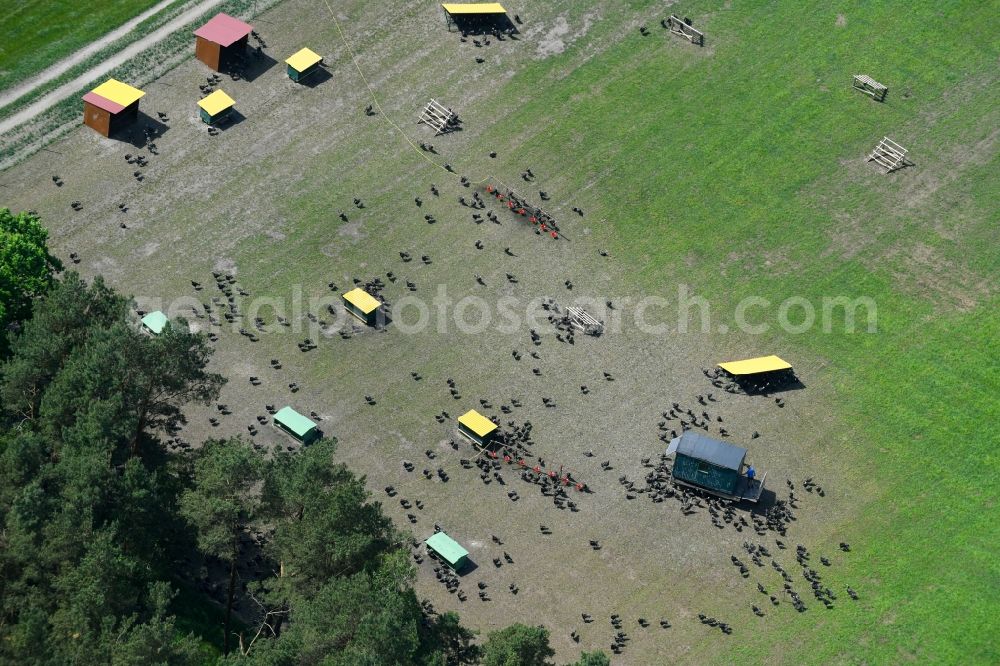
[0,0,224,136]
[0,0,183,110]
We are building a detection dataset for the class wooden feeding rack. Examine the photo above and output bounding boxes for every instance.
[566,307,604,336]
[867,136,908,173]
[665,15,704,46]
[418,98,457,135]
[852,74,887,102]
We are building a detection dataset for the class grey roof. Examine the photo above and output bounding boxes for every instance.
[675,431,747,470]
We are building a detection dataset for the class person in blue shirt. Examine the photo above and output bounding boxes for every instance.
[746,465,756,486]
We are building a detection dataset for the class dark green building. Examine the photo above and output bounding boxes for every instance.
[668,431,764,501]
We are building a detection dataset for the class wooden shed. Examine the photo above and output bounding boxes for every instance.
[342,287,381,326]
[426,531,469,570]
[273,406,319,444]
[285,47,323,82]
[194,13,253,71]
[197,89,235,124]
[140,310,168,335]
[667,431,764,502]
[457,409,498,447]
[82,79,145,137]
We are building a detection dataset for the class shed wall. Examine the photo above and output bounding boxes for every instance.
[345,301,375,325]
[109,101,140,134]
[458,422,495,446]
[274,421,303,442]
[458,423,482,444]
[219,37,248,66]
[83,101,111,136]
[673,453,738,494]
[288,63,319,82]
[196,36,221,70]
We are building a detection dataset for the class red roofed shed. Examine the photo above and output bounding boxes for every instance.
[194,13,253,71]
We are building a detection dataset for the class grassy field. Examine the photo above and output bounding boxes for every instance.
[0,0,167,92]
[0,0,284,168]
[1,0,997,663]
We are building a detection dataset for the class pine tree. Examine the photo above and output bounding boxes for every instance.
[180,438,266,655]
[482,623,556,666]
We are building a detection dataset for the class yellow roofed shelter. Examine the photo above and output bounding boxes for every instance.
[458,409,498,447]
[82,79,146,137]
[442,2,506,14]
[342,287,382,326]
[717,355,792,376]
[717,355,797,393]
[441,3,513,33]
[91,79,145,108]
[197,89,235,124]
[286,48,323,82]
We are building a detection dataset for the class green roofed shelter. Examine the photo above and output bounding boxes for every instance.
[457,409,498,447]
[273,406,319,444]
[286,47,323,81]
[141,310,168,335]
[426,531,469,570]
[342,287,381,326]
